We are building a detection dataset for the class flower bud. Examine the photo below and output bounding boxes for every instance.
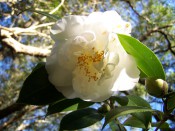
[145,78,168,98]
[98,104,111,113]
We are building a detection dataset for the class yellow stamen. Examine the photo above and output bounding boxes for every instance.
[77,47,104,82]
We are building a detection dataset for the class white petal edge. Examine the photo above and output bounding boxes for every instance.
[112,55,140,91]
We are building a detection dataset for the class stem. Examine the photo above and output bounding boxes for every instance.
[109,97,115,109]
[155,120,165,131]
[115,119,127,131]
[168,114,175,122]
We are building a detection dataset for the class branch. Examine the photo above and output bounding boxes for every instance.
[2,37,50,57]
[0,103,25,120]
[0,25,52,37]
[1,26,51,57]
[168,114,175,122]
[0,106,41,130]
[154,48,169,54]
[40,0,65,21]
[138,25,174,56]
[0,110,26,130]
[122,0,151,23]
[139,25,173,42]
[156,30,175,56]
[29,22,55,30]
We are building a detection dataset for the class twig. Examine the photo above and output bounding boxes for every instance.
[139,24,173,42]
[0,25,52,40]
[157,30,175,56]
[168,114,175,122]
[1,26,51,57]
[0,103,25,120]
[0,106,41,130]
[122,0,151,23]
[2,37,50,57]
[155,120,166,131]
[29,22,55,30]
[40,0,65,21]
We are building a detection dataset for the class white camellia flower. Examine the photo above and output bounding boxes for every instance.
[46,11,140,102]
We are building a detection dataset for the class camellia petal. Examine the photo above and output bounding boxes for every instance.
[50,15,86,42]
[112,55,140,91]
[46,11,140,102]
[46,43,73,86]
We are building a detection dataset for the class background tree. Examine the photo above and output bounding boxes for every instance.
[0,0,174,130]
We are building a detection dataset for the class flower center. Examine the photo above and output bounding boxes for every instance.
[77,47,104,82]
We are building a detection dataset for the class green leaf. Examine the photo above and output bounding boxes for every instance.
[113,95,152,129]
[47,98,82,116]
[63,104,79,111]
[139,69,147,78]
[127,95,151,108]
[127,95,152,128]
[152,122,169,129]
[118,34,165,80]
[102,106,154,129]
[27,8,60,20]
[123,116,145,128]
[17,62,65,105]
[112,96,128,106]
[47,98,95,116]
[59,108,103,131]
[166,92,175,111]
[77,101,94,109]
[109,120,126,131]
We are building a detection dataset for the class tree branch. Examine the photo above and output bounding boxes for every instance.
[139,25,173,42]
[138,25,174,56]
[122,0,151,23]
[0,106,41,130]
[0,103,25,120]
[2,37,50,57]
[1,26,51,57]
[156,30,175,56]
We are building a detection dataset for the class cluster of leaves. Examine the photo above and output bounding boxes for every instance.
[17,34,175,130]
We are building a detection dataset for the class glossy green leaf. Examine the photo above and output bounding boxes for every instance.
[166,92,175,111]
[109,120,126,131]
[17,62,65,105]
[118,34,165,80]
[127,95,151,128]
[63,104,78,111]
[102,106,154,129]
[124,118,170,129]
[127,95,151,108]
[47,98,95,116]
[123,116,145,128]
[113,96,128,106]
[77,101,94,109]
[47,98,82,116]
[113,95,152,128]
[59,108,103,131]
[152,122,169,129]
[27,9,60,20]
